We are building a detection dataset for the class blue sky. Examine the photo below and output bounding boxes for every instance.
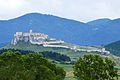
[0,0,120,22]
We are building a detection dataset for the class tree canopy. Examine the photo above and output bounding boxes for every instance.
[73,54,118,80]
[0,49,71,62]
[0,51,66,80]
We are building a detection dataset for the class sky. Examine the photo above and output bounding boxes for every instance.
[0,0,120,22]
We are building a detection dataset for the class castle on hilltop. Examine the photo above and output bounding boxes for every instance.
[11,30,110,55]
[11,30,64,45]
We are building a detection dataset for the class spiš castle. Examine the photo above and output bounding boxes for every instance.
[11,30,67,48]
[11,30,110,55]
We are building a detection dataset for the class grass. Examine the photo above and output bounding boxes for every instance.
[56,63,76,80]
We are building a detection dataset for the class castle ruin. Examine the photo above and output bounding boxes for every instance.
[11,30,64,45]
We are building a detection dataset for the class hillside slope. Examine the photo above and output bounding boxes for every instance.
[105,40,120,56]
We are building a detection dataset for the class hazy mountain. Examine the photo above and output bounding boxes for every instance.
[1,13,120,45]
[87,18,120,45]
[87,18,111,26]
[105,40,120,56]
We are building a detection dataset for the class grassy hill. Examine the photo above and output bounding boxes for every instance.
[4,41,111,62]
[4,41,120,62]
[4,41,85,61]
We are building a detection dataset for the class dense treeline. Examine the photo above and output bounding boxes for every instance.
[0,51,66,80]
[0,48,34,54]
[0,49,71,62]
[41,51,71,62]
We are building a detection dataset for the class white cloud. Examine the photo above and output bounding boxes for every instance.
[0,0,120,22]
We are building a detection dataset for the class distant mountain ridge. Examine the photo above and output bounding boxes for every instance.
[87,18,111,26]
[1,13,120,45]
